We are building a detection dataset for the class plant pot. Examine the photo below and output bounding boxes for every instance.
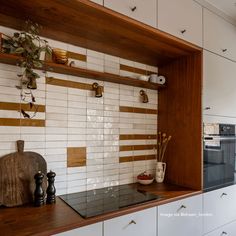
[27,77,37,90]
[155,162,166,183]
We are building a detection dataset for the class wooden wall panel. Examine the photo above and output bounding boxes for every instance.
[158,52,203,190]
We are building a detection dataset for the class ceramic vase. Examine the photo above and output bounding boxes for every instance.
[155,162,166,183]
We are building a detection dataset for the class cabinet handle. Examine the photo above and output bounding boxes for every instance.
[204,107,211,110]
[181,29,186,34]
[221,232,228,235]
[220,193,227,198]
[222,49,227,52]
[129,220,137,225]
[130,6,137,12]
[177,205,187,211]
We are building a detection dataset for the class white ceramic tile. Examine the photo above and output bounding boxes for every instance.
[68,44,86,55]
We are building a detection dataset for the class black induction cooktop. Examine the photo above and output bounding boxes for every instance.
[59,184,162,218]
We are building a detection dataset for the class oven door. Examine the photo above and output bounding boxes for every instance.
[204,135,236,191]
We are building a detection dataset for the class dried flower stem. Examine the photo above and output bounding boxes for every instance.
[155,132,171,162]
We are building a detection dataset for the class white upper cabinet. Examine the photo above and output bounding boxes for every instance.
[204,9,236,61]
[203,50,236,117]
[203,185,236,234]
[104,207,156,236]
[158,194,203,236]
[104,0,157,27]
[157,0,203,47]
[54,222,103,236]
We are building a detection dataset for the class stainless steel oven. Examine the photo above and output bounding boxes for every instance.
[204,123,236,191]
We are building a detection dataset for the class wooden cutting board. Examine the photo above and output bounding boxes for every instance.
[0,140,47,207]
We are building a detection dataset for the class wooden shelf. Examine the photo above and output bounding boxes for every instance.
[0,53,165,90]
[0,0,202,66]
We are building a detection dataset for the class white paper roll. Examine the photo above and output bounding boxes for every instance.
[157,75,166,85]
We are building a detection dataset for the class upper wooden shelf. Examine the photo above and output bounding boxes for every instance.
[0,0,202,67]
[0,53,164,90]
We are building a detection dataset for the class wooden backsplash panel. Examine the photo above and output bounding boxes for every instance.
[67,147,86,167]
[158,52,203,190]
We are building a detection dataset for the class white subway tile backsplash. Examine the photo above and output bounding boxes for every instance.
[0,27,158,194]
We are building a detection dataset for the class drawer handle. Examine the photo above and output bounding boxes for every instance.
[177,205,187,211]
[221,232,228,235]
[129,220,137,225]
[204,107,211,110]
[221,193,228,198]
[181,29,186,34]
[130,6,137,12]
[222,49,227,52]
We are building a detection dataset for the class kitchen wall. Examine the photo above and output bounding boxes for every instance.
[0,26,158,195]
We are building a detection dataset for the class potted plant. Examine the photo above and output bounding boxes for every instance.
[2,20,51,118]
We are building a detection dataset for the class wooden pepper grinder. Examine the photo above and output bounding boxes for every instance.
[34,171,45,207]
[46,171,56,204]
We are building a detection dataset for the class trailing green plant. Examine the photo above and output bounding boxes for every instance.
[2,20,51,118]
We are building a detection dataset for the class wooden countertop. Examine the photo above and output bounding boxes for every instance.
[0,183,202,236]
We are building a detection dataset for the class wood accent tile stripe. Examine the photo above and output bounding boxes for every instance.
[67,51,86,62]
[0,118,45,127]
[120,144,157,151]
[120,134,157,140]
[119,154,156,163]
[120,64,154,75]
[0,102,45,112]
[119,106,157,114]
[119,156,133,163]
[67,147,86,167]
[45,51,86,62]
[46,77,104,91]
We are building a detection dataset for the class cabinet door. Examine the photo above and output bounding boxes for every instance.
[89,0,103,5]
[158,0,202,46]
[104,207,156,236]
[203,185,236,234]
[205,220,236,236]
[158,194,203,236]
[204,9,236,61]
[104,0,157,27]
[203,50,236,117]
[54,222,102,236]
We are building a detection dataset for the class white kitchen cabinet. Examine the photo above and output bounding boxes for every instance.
[204,9,236,61]
[89,0,103,5]
[205,220,236,236]
[158,194,203,236]
[54,222,102,236]
[104,0,157,27]
[203,185,236,234]
[158,0,202,46]
[203,50,236,117]
[104,207,156,236]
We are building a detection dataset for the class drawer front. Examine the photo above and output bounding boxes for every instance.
[104,207,156,236]
[158,194,203,236]
[54,222,103,236]
[158,0,202,46]
[203,185,236,234]
[204,9,236,61]
[205,220,236,236]
[104,0,157,27]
